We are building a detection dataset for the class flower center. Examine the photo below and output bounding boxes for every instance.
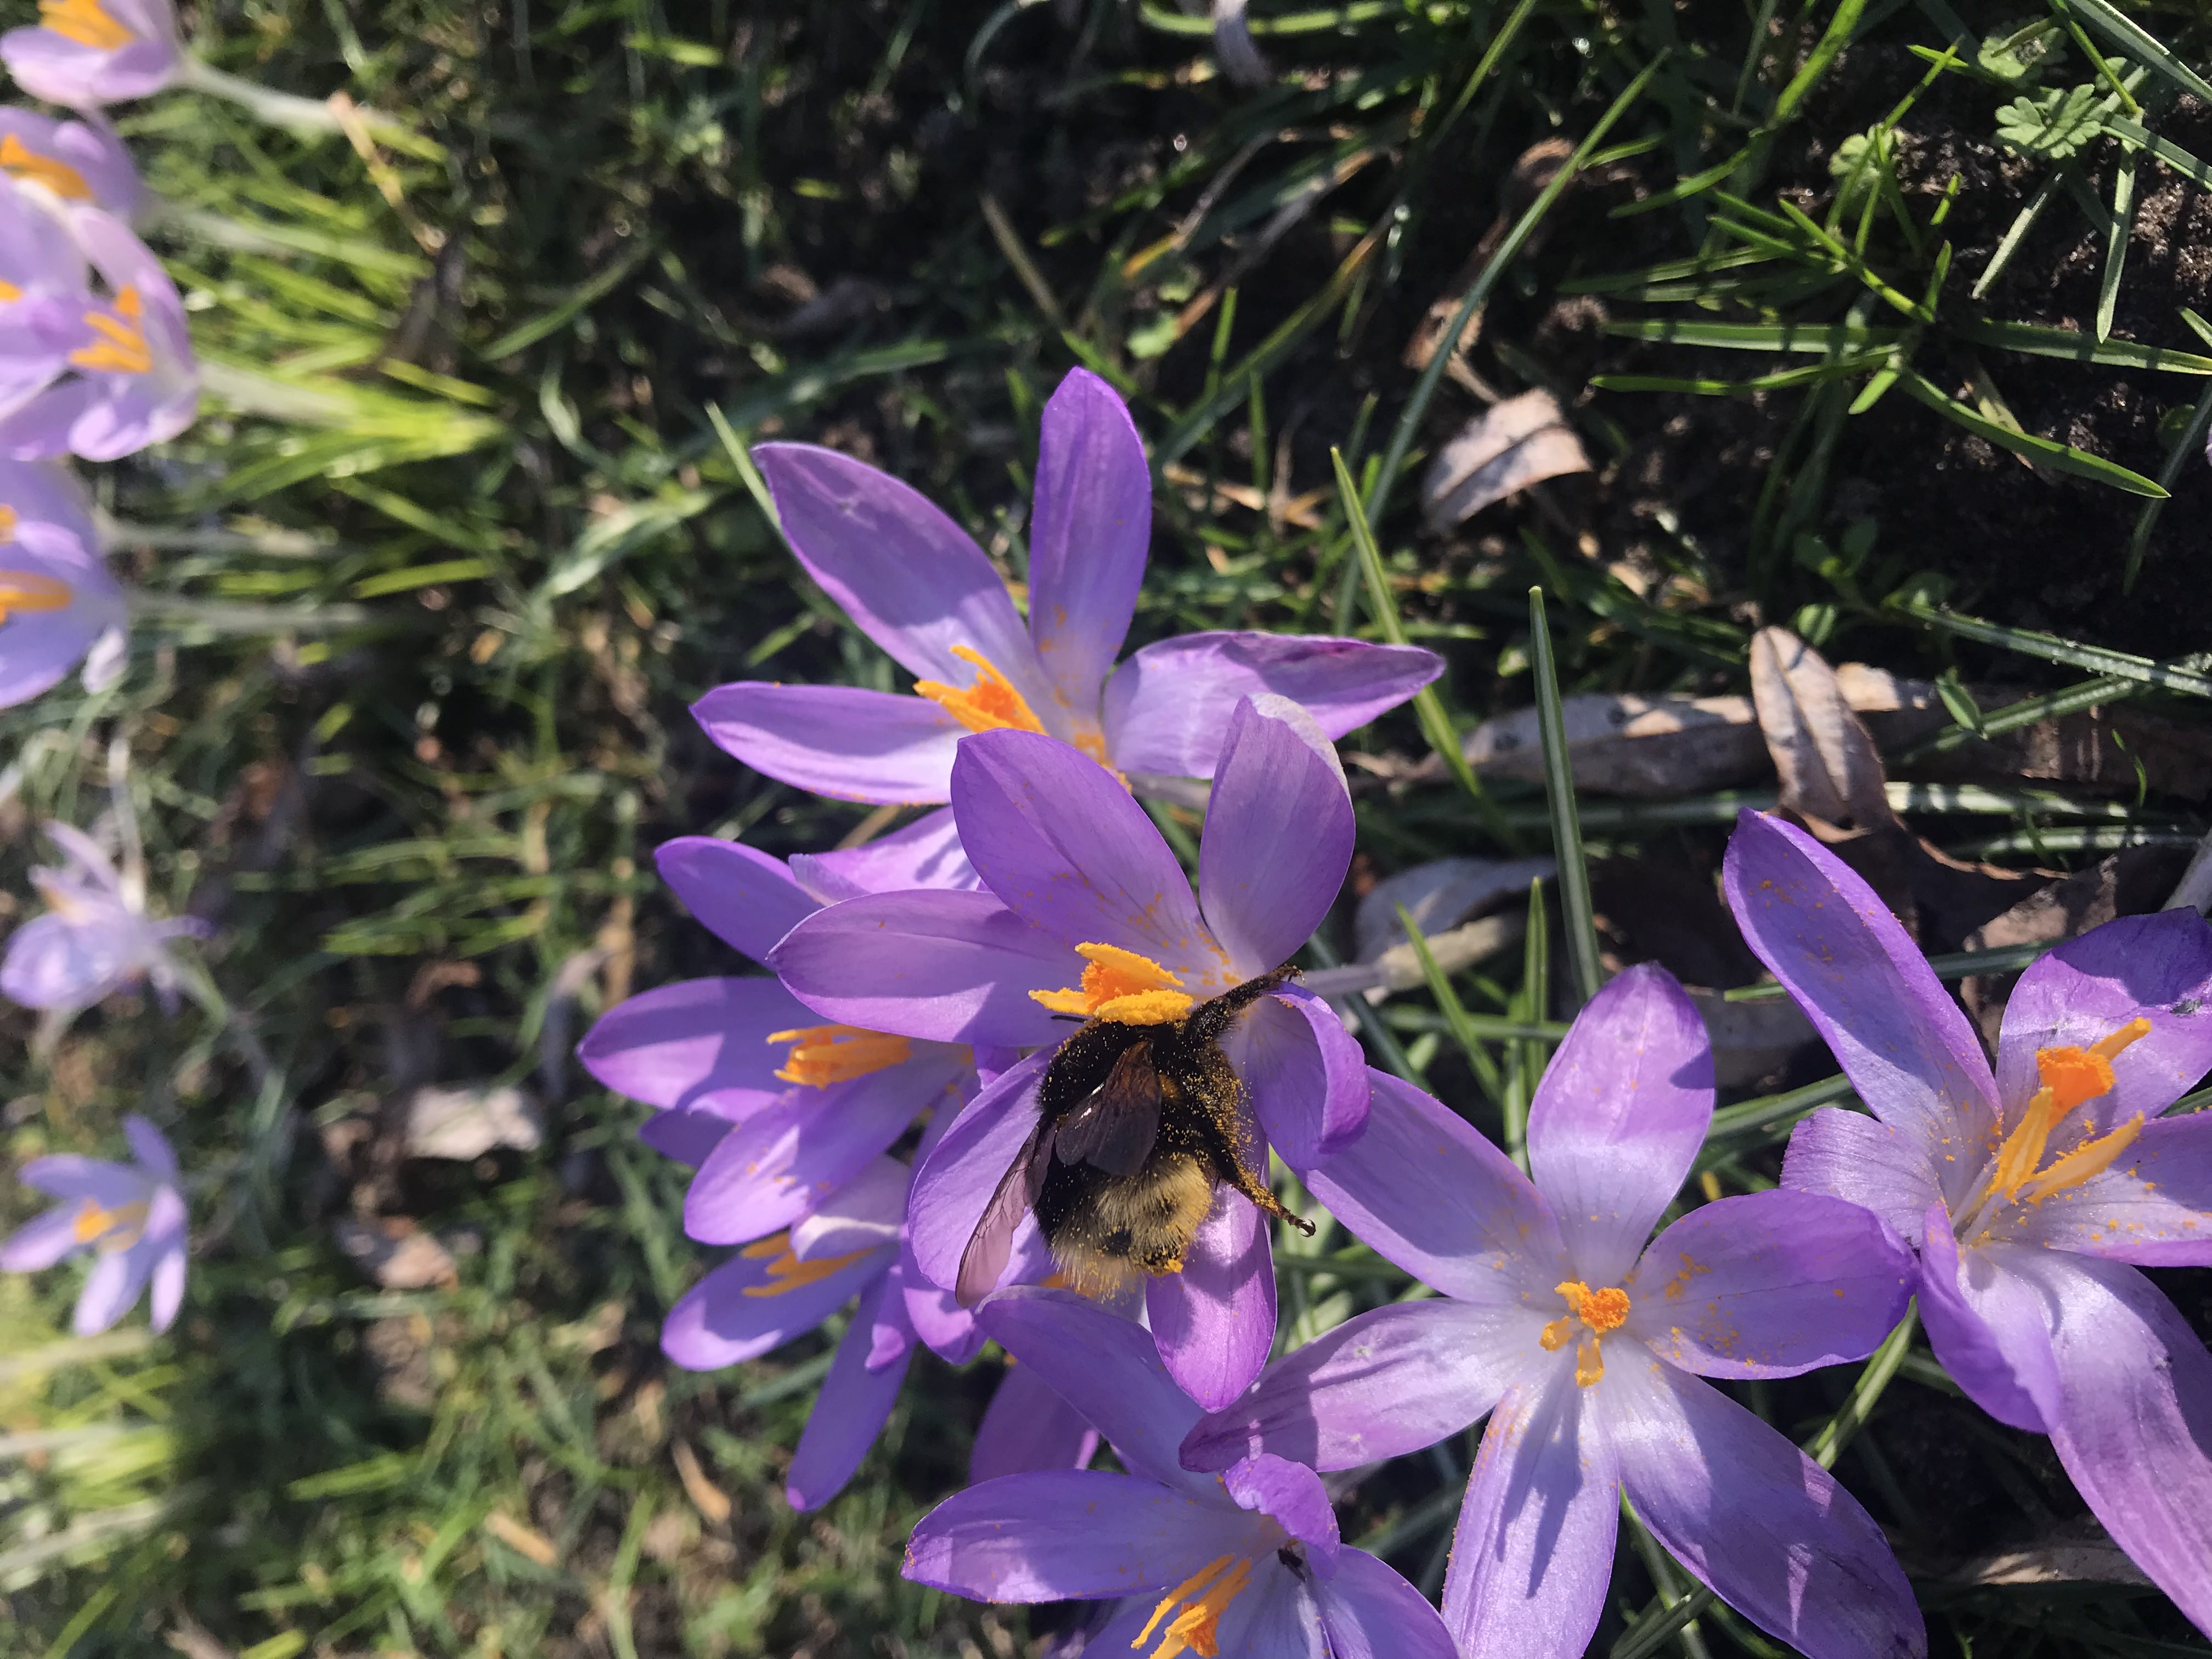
[38,0,136,50]
[72,1195,148,1254]
[1135,1554,1254,1659]
[737,1231,873,1298]
[0,569,75,624]
[914,645,1047,738]
[1030,942,1195,1025]
[766,1023,911,1086]
[1979,1018,2152,1216]
[0,136,93,202]
[1540,1279,1630,1389]
[69,286,153,376]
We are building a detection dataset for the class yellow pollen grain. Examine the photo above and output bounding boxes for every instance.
[913,644,1046,737]
[1137,1554,1254,1659]
[765,1023,911,1087]
[38,0,136,50]
[71,1196,147,1252]
[738,1232,872,1299]
[0,569,73,624]
[1544,1280,1630,1389]
[2036,1046,2115,1114]
[69,288,151,375]
[2020,1114,2145,1205]
[0,506,16,544]
[1030,940,1194,1025]
[0,134,92,201]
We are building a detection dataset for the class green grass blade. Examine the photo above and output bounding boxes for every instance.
[1395,904,1508,1105]
[1950,316,2212,374]
[2059,0,2212,104]
[1527,588,1602,1009]
[1895,370,2168,496]
[2125,377,2212,590]
[1893,597,2212,697]
[1890,673,2137,761]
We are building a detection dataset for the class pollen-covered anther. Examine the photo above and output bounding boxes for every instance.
[1136,1553,1254,1659]
[1992,1018,2154,1204]
[72,1196,147,1254]
[0,568,71,624]
[1541,1280,1631,1387]
[70,287,153,376]
[766,1023,911,1086]
[0,134,92,201]
[913,645,1047,737]
[1031,941,1195,1025]
[38,0,136,49]
[737,1231,872,1299]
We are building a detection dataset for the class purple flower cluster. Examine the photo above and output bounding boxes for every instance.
[567,366,2212,1653]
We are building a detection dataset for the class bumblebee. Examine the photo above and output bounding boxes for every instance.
[956,963,1314,1304]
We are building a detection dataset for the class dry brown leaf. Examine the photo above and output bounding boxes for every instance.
[484,1510,560,1568]
[673,1439,733,1525]
[335,1217,459,1290]
[1463,693,1767,798]
[403,1083,543,1160]
[1751,627,1891,830]
[1420,390,1592,532]
[1352,857,1556,963]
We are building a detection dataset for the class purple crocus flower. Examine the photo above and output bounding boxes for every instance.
[904,1286,1458,1659]
[1725,809,2212,1634]
[0,1112,185,1334]
[0,108,143,218]
[0,0,184,108]
[697,366,1438,875]
[1181,966,1925,1659]
[2,821,204,1013]
[772,695,1369,1409]
[0,460,126,706]
[0,177,87,413]
[0,206,196,461]
[578,823,978,1237]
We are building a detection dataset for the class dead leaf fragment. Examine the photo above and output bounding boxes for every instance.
[403,1083,543,1160]
[1751,627,1889,830]
[1463,693,1766,798]
[484,1510,560,1568]
[1352,856,1558,963]
[334,1217,459,1290]
[673,1439,732,1525]
[1211,0,1271,86]
[1420,390,1591,532]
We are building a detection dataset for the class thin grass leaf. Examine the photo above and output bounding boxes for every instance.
[1892,673,2137,761]
[1395,905,1508,1104]
[2125,378,2212,591]
[1503,876,1548,1172]
[2098,143,2139,342]
[1604,319,1905,353]
[1895,370,2167,495]
[2058,0,2212,104]
[1526,588,1602,1009]
[1951,317,2212,375]
[1894,599,2212,696]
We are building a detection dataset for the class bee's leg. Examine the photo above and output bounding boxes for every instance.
[1217,1153,1316,1235]
[1181,962,1301,1043]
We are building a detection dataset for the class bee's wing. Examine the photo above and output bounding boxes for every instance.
[1051,1042,1163,1177]
[956,1126,1044,1307]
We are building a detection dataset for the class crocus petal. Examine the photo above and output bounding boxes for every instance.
[950,729,1225,985]
[660,1244,889,1370]
[691,682,966,805]
[1442,1359,1621,1659]
[971,1360,1099,1485]
[71,1244,150,1335]
[0,1202,84,1271]
[146,1237,184,1333]
[1723,811,1997,1206]
[121,1113,176,1181]
[1223,1452,1339,1573]
[754,441,1047,697]
[1226,985,1368,1170]
[794,805,977,898]
[791,1156,911,1259]
[1314,1547,1462,1659]
[684,1052,963,1245]
[1917,1212,2060,1434]
[638,1098,759,1168]
[1526,963,1714,1286]
[1304,1069,1566,1306]
[0,909,136,1008]
[979,1286,1214,1493]
[14,1154,140,1204]
[1197,697,1353,976]
[2010,1112,2212,1266]
[1993,910,2212,1139]
[1146,1189,1275,1411]
[655,837,819,964]
[1779,1107,1943,1248]
[1103,633,1442,779]
[770,889,1074,1046]
[577,976,810,1110]
[1626,1189,1913,1378]
[907,1052,1052,1295]
[1182,1299,1540,1474]
[786,1271,913,1511]
[1601,1344,1926,1659]
[902,1470,1270,1602]
[1026,368,1149,716]
[2030,1249,2212,1633]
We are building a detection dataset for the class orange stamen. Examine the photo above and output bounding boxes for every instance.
[0,134,92,201]
[1135,1553,1254,1659]
[1030,941,1194,1025]
[1988,1019,2154,1206]
[69,288,152,375]
[0,569,74,624]
[765,1023,911,1087]
[737,1232,873,1298]
[0,506,16,543]
[1544,1280,1631,1389]
[38,0,136,50]
[71,1197,147,1252]
[0,281,21,303]
[2019,1114,2145,1205]
[913,645,1048,737]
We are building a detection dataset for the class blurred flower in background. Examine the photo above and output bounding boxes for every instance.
[0,0,184,109]
[0,459,125,704]
[0,1112,186,1335]
[0,105,144,218]
[1,821,206,1015]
